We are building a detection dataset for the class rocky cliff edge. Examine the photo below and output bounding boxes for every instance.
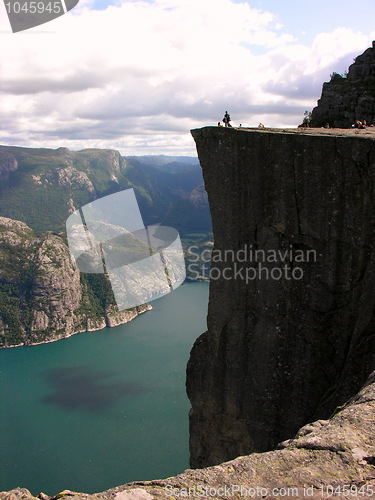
[187,126,375,467]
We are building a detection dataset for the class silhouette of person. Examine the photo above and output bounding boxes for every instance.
[223,111,231,127]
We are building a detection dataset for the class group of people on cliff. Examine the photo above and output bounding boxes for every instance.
[217,111,265,129]
[218,110,374,130]
[351,120,372,129]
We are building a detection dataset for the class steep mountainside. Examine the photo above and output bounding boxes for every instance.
[161,184,211,234]
[0,216,150,347]
[187,126,375,467]
[310,41,375,127]
[124,155,200,172]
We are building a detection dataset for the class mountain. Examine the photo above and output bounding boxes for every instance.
[0,146,210,236]
[161,183,211,234]
[2,45,375,500]
[3,125,375,500]
[0,216,151,347]
[123,157,205,214]
[124,155,200,173]
[0,146,211,346]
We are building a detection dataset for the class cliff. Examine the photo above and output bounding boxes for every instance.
[187,126,375,467]
[0,216,151,347]
[1,126,375,499]
[310,41,375,127]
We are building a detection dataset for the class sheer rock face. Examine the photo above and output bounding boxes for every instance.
[187,126,375,468]
[29,234,84,337]
[310,41,375,127]
[0,150,18,181]
[105,303,152,328]
[0,217,84,346]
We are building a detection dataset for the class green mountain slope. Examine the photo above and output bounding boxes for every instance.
[0,146,210,236]
[0,146,212,347]
[0,216,152,347]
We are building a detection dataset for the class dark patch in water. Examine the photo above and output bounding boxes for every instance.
[41,365,142,412]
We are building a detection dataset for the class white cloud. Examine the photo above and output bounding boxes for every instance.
[0,0,374,154]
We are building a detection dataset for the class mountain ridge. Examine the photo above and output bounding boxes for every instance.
[0,145,209,235]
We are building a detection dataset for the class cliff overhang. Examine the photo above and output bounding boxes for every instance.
[187,125,375,467]
[2,126,375,500]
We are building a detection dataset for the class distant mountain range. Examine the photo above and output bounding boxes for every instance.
[0,145,211,236]
[0,145,212,347]
[125,155,201,173]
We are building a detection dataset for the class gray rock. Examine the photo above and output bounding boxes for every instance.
[187,126,375,467]
[189,184,209,209]
[0,151,17,181]
[310,42,375,127]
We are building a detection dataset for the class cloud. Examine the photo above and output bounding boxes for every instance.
[263,29,372,100]
[0,0,374,154]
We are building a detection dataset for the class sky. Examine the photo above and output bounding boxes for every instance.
[0,0,375,155]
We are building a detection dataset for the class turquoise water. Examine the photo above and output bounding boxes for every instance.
[0,283,209,496]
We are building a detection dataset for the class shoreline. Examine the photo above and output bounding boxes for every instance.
[0,303,152,350]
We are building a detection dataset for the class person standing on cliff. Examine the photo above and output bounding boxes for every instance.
[223,111,231,127]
